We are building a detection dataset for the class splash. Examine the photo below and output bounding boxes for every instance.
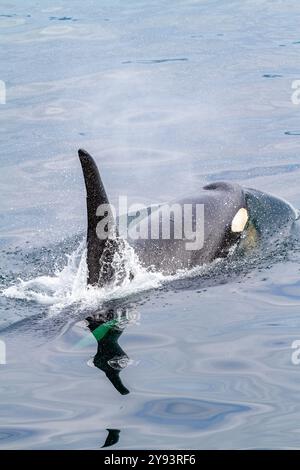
[1,240,168,312]
[1,235,225,314]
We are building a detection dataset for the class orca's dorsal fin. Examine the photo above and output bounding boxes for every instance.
[78,149,115,285]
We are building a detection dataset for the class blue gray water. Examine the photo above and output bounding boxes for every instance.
[1,0,300,449]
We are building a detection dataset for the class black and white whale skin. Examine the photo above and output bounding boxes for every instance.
[78,149,298,286]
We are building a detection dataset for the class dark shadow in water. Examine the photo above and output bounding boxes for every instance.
[285,131,300,136]
[86,306,131,395]
[122,58,188,65]
[262,74,282,78]
[49,16,78,21]
[101,428,121,448]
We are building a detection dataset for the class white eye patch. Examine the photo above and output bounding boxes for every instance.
[231,208,249,233]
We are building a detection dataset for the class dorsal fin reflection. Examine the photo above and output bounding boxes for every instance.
[86,306,132,395]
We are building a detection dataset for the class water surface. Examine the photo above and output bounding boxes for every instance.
[1,0,300,450]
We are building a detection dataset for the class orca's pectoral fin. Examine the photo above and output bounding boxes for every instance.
[78,149,117,286]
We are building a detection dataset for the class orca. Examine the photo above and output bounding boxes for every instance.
[78,149,298,286]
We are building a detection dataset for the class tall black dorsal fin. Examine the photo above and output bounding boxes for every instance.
[78,149,115,285]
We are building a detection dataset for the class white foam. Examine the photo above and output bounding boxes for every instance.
[1,237,237,315]
[1,240,168,313]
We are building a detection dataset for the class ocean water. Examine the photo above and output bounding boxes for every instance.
[1,0,300,450]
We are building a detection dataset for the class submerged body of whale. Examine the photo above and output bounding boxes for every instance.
[78,149,298,286]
